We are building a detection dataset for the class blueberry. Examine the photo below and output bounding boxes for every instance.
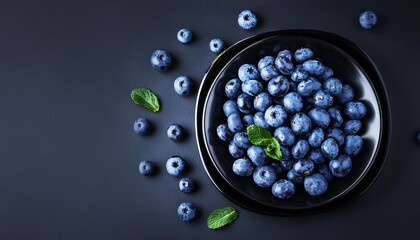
[267,76,290,98]
[290,112,312,136]
[233,158,255,176]
[359,11,377,29]
[242,114,254,127]
[307,148,325,164]
[237,93,255,114]
[260,66,279,82]
[258,56,275,71]
[323,77,343,97]
[253,165,277,188]
[228,141,246,158]
[253,111,271,130]
[344,101,367,120]
[174,76,192,96]
[291,140,310,159]
[319,67,334,81]
[291,65,309,82]
[179,177,196,193]
[167,124,184,142]
[280,146,291,161]
[308,108,331,129]
[316,163,334,181]
[227,113,244,133]
[283,92,303,113]
[287,169,304,185]
[321,138,339,159]
[238,10,258,29]
[238,64,259,81]
[293,158,315,176]
[281,159,293,171]
[166,156,186,177]
[302,60,325,76]
[329,154,352,177]
[233,132,252,149]
[297,77,322,97]
[216,123,233,142]
[272,179,296,199]
[139,160,156,176]
[277,49,293,61]
[177,202,197,222]
[223,100,241,117]
[313,90,333,109]
[336,84,354,104]
[274,126,295,147]
[209,38,226,54]
[247,145,269,166]
[264,105,288,128]
[304,173,328,197]
[343,135,363,157]
[177,28,193,43]
[294,48,314,63]
[242,80,263,97]
[308,128,325,148]
[254,92,272,112]
[343,120,362,135]
[225,78,242,99]
[328,106,344,127]
[134,118,152,135]
[326,128,345,146]
[151,49,172,71]
[275,56,294,75]
[270,161,284,176]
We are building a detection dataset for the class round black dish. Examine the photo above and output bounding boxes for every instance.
[195,30,391,216]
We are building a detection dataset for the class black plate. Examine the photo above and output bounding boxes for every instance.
[195,30,391,216]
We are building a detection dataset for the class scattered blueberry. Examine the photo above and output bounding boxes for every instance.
[177,202,197,222]
[179,177,196,193]
[177,28,193,43]
[151,49,172,71]
[166,156,186,177]
[139,160,156,176]
[359,11,377,30]
[174,76,192,96]
[133,118,152,135]
[238,10,258,30]
[167,124,184,142]
[209,38,225,54]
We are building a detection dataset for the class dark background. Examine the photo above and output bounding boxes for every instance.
[1,0,419,239]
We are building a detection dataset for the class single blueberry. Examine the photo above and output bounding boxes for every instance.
[359,11,377,29]
[275,56,294,75]
[233,132,252,149]
[177,28,193,43]
[328,106,344,127]
[343,120,362,135]
[344,101,367,120]
[139,160,156,176]
[242,114,254,127]
[329,154,352,177]
[323,77,343,97]
[321,138,339,159]
[326,128,345,146]
[308,108,331,129]
[247,145,269,166]
[216,123,233,142]
[264,105,288,128]
[151,49,172,71]
[291,140,310,160]
[238,64,259,81]
[174,76,192,96]
[274,126,296,147]
[238,10,258,29]
[209,38,226,54]
[242,80,263,97]
[225,78,242,99]
[308,128,325,148]
[260,66,279,82]
[177,202,197,222]
[291,65,309,82]
[253,165,277,188]
[272,179,296,199]
[166,156,186,177]
[268,75,290,97]
[227,113,244,133]
[277,49,293,61]
[233,158,255,176]
[179,177,196,193]
[307,148,325,164]
[134,118,152,135]
[312,90,334,110]
[223,100,241,117]
[293,158,315,176]
[167,124,184,142]
[253,111,271,130]
[343,135,363,157]
[336,84,354,105]
[294,48,314,63]
[297,77,322,97]
[237,93,255,114]
[254,92,272,112]
[229,141,246,158]
[302,60,325,76]
[258,56,275,71]
[283,92,303,113]
[290,112,312,136]
[304,173,328,197]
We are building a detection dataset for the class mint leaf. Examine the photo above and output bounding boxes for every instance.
[247,125,272,146]
[265,137,282,161]
[131,88,160,112]
[207,207,238,230]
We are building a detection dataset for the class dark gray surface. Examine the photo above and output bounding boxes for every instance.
[0,0,419,239]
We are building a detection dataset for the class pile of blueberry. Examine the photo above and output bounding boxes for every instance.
[216,47,367,199]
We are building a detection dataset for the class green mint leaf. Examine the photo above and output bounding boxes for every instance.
[130,88,160,112]
[207,207,238,230]
[264,137,282,161]
[246,125,272,146]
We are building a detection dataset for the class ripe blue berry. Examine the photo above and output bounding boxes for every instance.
[174,76,192,96]
[151,49,172,71]
[272,180,296,199]
[177,28,193,43]
[209,38,226,54]
[139,160,156,176]
[133,118,152,135]
[233,158,255,176]
[177,202,197,222]
[304,173,328,196]
[166,156,187,177]
[238,10,258,30]
[179,177,196,193]
[359,11,377,30]
[167,124,184,142]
